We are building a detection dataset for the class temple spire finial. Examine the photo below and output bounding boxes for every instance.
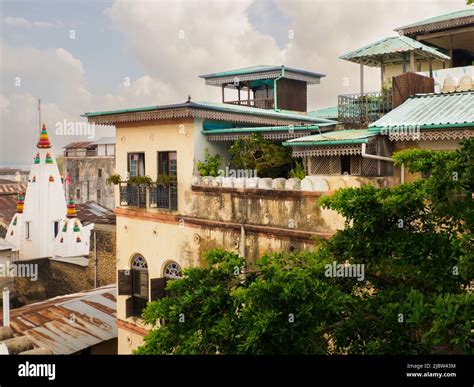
[66,196,77,218]
[37,123,52,149]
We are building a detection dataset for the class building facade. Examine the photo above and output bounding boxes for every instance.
[63,137,116,210]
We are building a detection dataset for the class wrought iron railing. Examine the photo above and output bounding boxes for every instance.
[149,182,178,210]
[338,91,392,124]
[119,183,147,208]
[119,182,178,210]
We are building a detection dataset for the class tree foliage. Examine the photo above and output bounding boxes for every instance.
[229,134,293,178]
[197,149,223,177]
[136,139,473,355]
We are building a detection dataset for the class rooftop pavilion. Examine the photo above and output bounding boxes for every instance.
[199,65,325,113]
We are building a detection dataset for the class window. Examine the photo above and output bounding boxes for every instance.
[98,168,102,178]
[76,188,81,199]
[97,189,101,201]
[131,255,149,317]
[25,221,31,240]
[164,261,182,279]
[128,153,145,177]
[53,221,59,238]
[158,151,177,177]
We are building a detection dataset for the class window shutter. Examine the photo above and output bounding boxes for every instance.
[150,277,167,301]
[140,271,149,299]
[125,297,133,318]
[118,270,133,295]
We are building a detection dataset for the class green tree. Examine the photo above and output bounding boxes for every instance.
[229,134,292,178]
[136,139,473,355]
[197,149,223,177]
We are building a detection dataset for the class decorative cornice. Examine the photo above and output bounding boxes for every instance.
[292,144,362,157]
[86,106,314,126]
[206,130,312,142]
[389,129,474,142]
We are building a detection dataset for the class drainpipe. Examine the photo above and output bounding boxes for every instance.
[3,288,10,327]
[273,66,285,112]
[239,223,246,258]
[361,142,393,162]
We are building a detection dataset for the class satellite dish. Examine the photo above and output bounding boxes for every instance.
[0,342,9,355]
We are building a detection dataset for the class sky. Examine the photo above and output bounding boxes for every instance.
[0,0,470,167]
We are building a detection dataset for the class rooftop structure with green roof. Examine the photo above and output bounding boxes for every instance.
[199,65,326,113]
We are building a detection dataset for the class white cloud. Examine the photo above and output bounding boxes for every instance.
[2,16,61,28]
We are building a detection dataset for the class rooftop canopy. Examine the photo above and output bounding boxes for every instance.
[199,65,325,88]
[283,128,381,147]
[395,8,474,35]
[370,91,474,129]
[340,36,450,67]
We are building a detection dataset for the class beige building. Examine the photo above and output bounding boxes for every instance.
[83,66,350,353]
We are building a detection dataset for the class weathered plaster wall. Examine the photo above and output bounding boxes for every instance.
[13,225,116,306]
[64,156,115,209]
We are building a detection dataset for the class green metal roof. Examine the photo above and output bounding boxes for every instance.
[395,9,474,32]
[202,124,321,135]
[283,128,380,147]
[199,65,325,80]
[309,107,338,119]
[82,100,337,125]
[340,36,450,67]
[369,91,474,129]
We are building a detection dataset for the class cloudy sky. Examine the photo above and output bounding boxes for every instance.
[0,0,469,167]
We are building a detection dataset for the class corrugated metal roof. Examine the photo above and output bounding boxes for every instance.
[309,107,338,119]
[76,202,116,225]
[284,128,380,147]
[63,141,94,149]
[83,100,337,125]
[199,65,325,80]
[0,285,117,355]
[340,36,450,67]
[370,91,474,129]
[0,238,15,251]
[90,137,116,145]
[395,9,474,32]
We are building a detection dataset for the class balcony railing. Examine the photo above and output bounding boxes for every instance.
[149,182,178,210]
[226,97,274,110]
[119,182,177,210]
[119,183,147,208]
[338,91,392,125]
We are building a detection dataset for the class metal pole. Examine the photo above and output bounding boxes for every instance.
[94,230,98,288]
[3,288,10,327]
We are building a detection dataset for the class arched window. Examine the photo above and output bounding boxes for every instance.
[131,255,148,317]
[163,261,182,279]
[132,255,148,270]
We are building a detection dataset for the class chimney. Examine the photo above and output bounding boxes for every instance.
[2,288,10,327]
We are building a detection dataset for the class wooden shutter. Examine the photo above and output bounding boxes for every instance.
[150,277,167,301]
[140,271,149,299]
[118,270,133,295]
[125,297,133,318]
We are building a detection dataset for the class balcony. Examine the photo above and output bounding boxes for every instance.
[119,182,177,211]
[338,91,392,125]
[226,97,274,110]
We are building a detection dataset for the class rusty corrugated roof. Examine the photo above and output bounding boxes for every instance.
[0,285,117,354]
[63,141,94,149]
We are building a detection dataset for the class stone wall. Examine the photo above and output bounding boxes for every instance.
[13,224,116,306]
[63,156,115,209]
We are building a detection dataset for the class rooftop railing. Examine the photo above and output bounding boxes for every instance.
[338,91,392,125]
